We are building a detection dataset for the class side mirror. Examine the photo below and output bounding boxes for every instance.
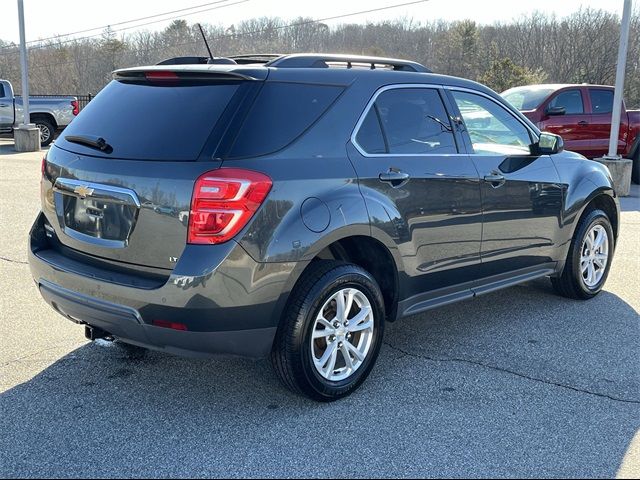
[531,132,564,155]
[545,106,566,116]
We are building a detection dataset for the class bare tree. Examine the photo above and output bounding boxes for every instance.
[1,8,638,107]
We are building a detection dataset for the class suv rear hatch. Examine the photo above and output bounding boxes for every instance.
[42,67,266,271]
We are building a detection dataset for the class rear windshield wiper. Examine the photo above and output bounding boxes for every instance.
[65,135,113,154]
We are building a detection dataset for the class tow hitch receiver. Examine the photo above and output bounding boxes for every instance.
[85,325,113,341]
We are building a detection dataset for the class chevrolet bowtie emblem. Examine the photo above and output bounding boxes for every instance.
[74,185,94,198]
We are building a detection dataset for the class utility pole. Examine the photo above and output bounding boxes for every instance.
[14,0,40,152]
[606,0,632,159]
[597,0,633,196]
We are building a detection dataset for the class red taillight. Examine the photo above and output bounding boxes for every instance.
[152,320,188,331]
[145,71,179,82]
[41,155,46,176]
[71,100,79,116]
[188,168,272,245]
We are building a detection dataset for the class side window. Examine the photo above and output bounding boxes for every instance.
[0,84,5,98]
[356,108,386,154]
[355,88,457,155]
[452,90,532,156]
[589,89,614,114]
[229,82,344,158]
[548,89,584,114]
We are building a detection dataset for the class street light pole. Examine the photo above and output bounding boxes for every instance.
[13,0,39,151]
[17,0,30,127]
[606,0,632,159]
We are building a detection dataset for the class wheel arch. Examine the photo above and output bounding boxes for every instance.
[271,232,403,330]
[30,112,58,130]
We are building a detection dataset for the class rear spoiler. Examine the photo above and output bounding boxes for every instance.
[113,67,267,82]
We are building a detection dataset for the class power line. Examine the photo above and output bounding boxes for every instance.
[0,0,248,56]
[4,0,236,49]
[7,0,432,72]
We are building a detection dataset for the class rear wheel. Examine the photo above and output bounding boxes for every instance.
[271,261,385,401]
[33,117,55,147]
[632,149,639,184]
[551,208,614,299]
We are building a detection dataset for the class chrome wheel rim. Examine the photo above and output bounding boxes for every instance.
[580,224,609,288]
[37,124,50,143]
[311,287,375,382]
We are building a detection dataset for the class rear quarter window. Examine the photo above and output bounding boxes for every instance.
[228,82,344,158]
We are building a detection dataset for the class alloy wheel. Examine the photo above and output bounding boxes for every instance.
[580,224,609,288]
[37,123,50,143]
[310,287,375,382]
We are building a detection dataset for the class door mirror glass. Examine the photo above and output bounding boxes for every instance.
[532,132,564,155]
[546,106,566,116]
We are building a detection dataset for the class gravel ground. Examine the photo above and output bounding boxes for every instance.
[1,138,638,478]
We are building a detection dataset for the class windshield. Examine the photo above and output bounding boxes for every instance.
[501,86,556,111]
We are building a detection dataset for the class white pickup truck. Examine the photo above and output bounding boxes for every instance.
[0,79,78,146]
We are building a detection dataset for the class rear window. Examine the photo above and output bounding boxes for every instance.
[590,89,614,114]
[58,79,240,161]
[228,82,343,158]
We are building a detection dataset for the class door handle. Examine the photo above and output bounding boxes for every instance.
[379,169,410,187]
[578,120,589,126]
[483,172,506,188]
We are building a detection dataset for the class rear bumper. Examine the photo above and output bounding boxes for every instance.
[28,213,296,358]
[38,280,276,358]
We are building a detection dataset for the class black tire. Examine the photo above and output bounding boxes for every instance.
[32,117,55,147]
[632,149,640,185]
[271,261,385,402]
[551,208,614,300]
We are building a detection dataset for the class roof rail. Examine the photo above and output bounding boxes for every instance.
[265,53,431,73]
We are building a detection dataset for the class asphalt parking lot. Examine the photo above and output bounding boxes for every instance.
[0,138,638,478]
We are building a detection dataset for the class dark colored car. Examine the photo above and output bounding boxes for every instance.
[29,54,620,401]
[502,84,640,183]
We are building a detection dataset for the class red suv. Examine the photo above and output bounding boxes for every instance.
[502,84,640,182]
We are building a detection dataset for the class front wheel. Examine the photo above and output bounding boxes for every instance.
[271,261,385,401]
[552,208,614,300]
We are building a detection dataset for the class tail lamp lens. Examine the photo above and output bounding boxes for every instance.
[71,100,79,116]
[188,168,272,245]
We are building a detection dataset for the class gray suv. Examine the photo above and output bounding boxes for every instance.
[28,54,619,401]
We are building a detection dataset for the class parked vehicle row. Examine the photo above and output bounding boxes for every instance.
[502,84,640,182]
[0,79,78,146]
[28,54,619,401]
